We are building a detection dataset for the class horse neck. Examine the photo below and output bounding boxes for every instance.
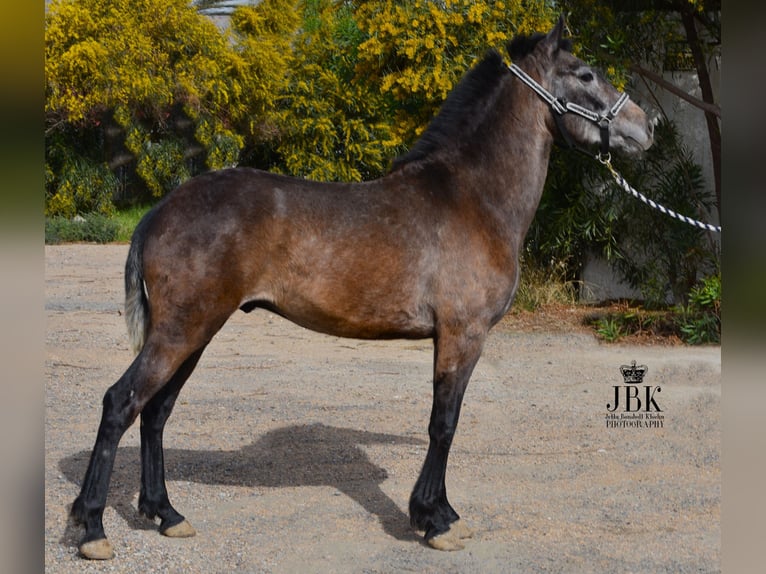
[462,71,555,241]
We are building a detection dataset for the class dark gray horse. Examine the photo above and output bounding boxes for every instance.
[71,18,653,559]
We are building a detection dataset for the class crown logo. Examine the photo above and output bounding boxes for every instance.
[619,360,648,384]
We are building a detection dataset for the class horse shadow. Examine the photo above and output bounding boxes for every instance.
[59,423,425,545]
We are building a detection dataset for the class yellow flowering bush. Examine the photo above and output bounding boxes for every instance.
[354,0,555,145]
[271,0,398,181]
[45,0,558,211]
[45,0,292,210]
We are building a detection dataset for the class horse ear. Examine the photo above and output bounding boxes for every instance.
[543,15,566,53]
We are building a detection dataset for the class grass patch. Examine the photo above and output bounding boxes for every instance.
[45,213,120,244]
[111,204,152,242]
[585,303,680,343]
[584,279,721,346]
[45,204,152,244]
[515,260,578,311]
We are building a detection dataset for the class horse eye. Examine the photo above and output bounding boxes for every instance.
[579,72,594,83]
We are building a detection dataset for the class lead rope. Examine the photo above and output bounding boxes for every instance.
[599,156,721,233]
[507,62,721,234]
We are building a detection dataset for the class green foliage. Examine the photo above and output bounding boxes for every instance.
[46,0,245,126]
[594,317,626,343]
[562,1,719,70]
[559,0,696,86]
[675,274,721,344]
[132,136,191,198]
[587,275,720,345]
[45,204,153,244]
[525,148,613,283]
[270,0,398,181]
[527,120,717,307]
[231,0,554,182]
[229,0,300,145]
[45,213,120,244]
[111,204,153,242]
[45,139,118,217]
[608,120,718,306]
[44,0,555,204]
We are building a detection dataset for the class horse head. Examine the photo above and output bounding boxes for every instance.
[510,16,654,157]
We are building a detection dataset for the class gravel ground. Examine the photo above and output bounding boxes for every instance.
[45,244,720,573]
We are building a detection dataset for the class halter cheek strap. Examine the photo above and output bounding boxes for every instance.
[507,63,630,160]
[597,92,630,158]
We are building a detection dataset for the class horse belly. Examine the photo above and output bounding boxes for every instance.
[240,244,434,340]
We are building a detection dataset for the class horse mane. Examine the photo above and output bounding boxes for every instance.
[390,31,572,172]
[390,50,507,171]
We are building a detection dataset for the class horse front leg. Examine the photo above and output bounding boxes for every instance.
[409,327,486,550]
[138,348,204,538]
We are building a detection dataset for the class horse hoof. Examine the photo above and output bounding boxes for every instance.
[427,520,473,551]
[79,538,115,560]
[428,530,465,551]
[161,519,196,538]
[449,519,474,540]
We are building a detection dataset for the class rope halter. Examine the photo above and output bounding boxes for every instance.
[507,62,630,161]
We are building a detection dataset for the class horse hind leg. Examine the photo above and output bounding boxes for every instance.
[70,364,144,559]
[70,341,205,560]
[138,347,205,539]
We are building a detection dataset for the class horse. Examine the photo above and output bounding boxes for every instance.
[70,17,653,559]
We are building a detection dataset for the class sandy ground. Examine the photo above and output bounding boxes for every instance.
[45,244,720,573]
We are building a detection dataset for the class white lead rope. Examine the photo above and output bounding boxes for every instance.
[600,157,721,233]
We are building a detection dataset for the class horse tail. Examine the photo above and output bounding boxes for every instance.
[124,209,156,355]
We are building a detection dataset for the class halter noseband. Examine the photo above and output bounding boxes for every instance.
[507,62,630,161]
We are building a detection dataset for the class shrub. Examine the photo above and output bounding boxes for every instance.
[527,119,718,308]
[587,275,721,345]
[45,213,120,244]
[45,0,292,209]
[675,274,721,344]
[45,153,118,218]
[594,317,625,342]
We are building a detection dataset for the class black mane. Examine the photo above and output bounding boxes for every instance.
[390,50,507,171]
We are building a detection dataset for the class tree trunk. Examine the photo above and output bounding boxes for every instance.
[680,7,721,217]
